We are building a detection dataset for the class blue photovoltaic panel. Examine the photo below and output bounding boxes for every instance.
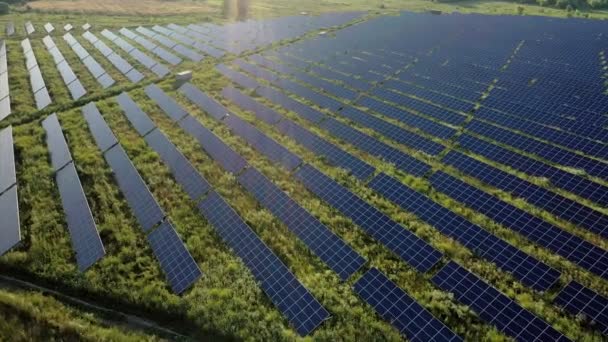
[178,115,248,174]
[144,129,211,201]
[82,56,105,78]
[173,44,204,62]
[116,92,156,136]
[125,68,145,83]
[34,88,52,110]
[354,268,462,342]
[295,165,442,272]
[0,126,16,192]
[223,114,302,171]
[178,83,228,120]
[147,220,202,294]
[222,87,282,125]
[82,103,118,152]
[0,185,20,256]
[216,64,260,90]
[42,114,72,172]
[237,168,365,281]
[369,172,560,291]
[432,262,570,342]
[103,145,165,232]
[198,191,330,336]
[276,119,375,180]
[55,163,105,271]
[145,84,189,122]
[255,86,326,124]
[431,161,608,280]
[67,80,87,100]
[554,281,608,335]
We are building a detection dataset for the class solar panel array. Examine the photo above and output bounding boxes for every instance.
[82,101,200,293]
[119,28,183,66]
[25,21,35,35]
[42,35,87,100]
[0,40,10,121]
[135,26,203,62]
[42,113,105,271]
[82,31,144,83]
[101,29,170,77]
[116,91,330,335]
[63,33,115,89]
[554,281,608,335]
[0,126,20,256]
[22,39,52,110]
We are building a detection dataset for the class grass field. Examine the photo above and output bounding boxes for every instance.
[1,0,608,341]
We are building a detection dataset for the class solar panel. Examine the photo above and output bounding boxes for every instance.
[369,172,560,291]
[97,73,116,89]
[216,64,260,89]
[34,88,52,110]
[55,163,105,271]
[25,51,37,71]
[0,185,20,256]
[178,83,227,120]
[72,43,90,60]
[432,262,569,342]
[151,64,170,77]
[63,33,78,47]
[21,39,32,54]
[221,86,282,125]
[153,47,182,65]
[116,93,156,136]
[198,191,330,336]
[177,116,248,174]
[146,220,202,294]
[295,164,442,271]
[57,61,77,84]
[144,129,211,201]
[107,52,132,73]
[125,68,145,83]
[64,24,73,32]
[42,114,73,172]
[5,22,14,36]
[94,40,114,57]
[82,23,91,31]
[0,97,11,122]
[43,35,56,50]
[82,103,118,152]
[48,47,65,65]
[238,168,365,281]
[67,80,87,100]
[103,145,165,232]
[0,126,16,193]
[254,86,326,124]
[355,268,462,342]
[223,114,302,171]
[30,67,46,93]
[81,56,104,77]
[554,281,608,335]
[173,44,203,62]
[145,84,189,122]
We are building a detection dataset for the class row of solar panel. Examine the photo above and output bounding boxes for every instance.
[63,33,116,89]
[208,69,585,340]
[119,28,183,66]
[7,22,88,36]
[42,35,87,100]
[0,41,11,121]
[82,31,144,83]
[0,126,20,257]
[100,29,170,77]
[128,88,332,336]
[135,26,203,62]
[22,39,52,110]
[152,25,225,59]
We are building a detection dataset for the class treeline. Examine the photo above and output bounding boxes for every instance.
[436,0,607,10]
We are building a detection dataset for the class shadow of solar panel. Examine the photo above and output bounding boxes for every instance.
[104,145,165,232]
[319,118,431,177]
[554,281,608,335]
[82,103,118,152]
[369,172,560,291]
[126,68,145,83]
[198,191,330,335]
[223,114,302,171]
[34,88,52,110]
[216,64,260,90]
[0,97,11,121]
[177,116,247,174]
[144,129,210,200]
[42,114,72,171]
[174,44,203,62]
[432,262,570,342]
[238,168,365,281]
[0,185,20,256]
[55,163,105,271]
[222,87,282,125]
[178,83,227,120]
[116,93,155,136]
[145,84,189,122]
[355,268,462,342]
[147,220,202,294]
[255,86,326,124]
[0,126,16,193]
[67,80,87,100]
[295,165,441,272]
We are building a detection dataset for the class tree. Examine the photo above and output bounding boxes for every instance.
[0,2,9,15]
[237,0,250,20]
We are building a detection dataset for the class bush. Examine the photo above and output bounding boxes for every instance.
[0,2,9,15]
